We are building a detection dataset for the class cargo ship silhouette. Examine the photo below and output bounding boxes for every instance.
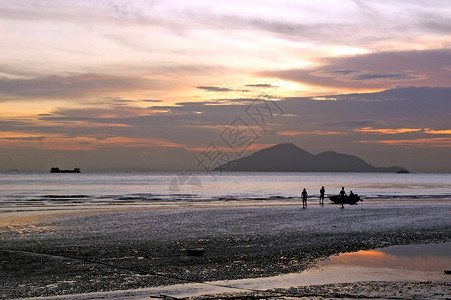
[50,167,81,173]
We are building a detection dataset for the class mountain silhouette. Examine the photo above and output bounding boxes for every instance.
[217,143,404,172]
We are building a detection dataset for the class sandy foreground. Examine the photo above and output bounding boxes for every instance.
[0,200,450,299]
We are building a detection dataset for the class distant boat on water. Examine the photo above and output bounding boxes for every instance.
[396,169,410,173]
[50,167,81,173]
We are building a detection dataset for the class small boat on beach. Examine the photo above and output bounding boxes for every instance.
[397,169,410,173]
[329,195,361,205]
[50,167,81,173]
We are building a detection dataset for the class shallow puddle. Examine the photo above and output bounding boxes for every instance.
[206,242,451,293]
[48,242,451,299]
[326,242,450,272]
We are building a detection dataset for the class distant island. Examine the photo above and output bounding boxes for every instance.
[216,143,406,173]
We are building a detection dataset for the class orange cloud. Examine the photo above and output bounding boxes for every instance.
[93,137,186,148]
[0,132,49,139]
[355,127,422,134]
[424,129,451,135]
[278,130,344,136]
[63,122,131,128]
[0,134,89,150]
[0,133,185,151]
[356,138,451,147]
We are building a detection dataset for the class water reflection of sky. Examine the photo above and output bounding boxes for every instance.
[53,243,450,299]
[326,243,451,272]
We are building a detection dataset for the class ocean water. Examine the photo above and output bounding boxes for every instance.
[0,171,450,207]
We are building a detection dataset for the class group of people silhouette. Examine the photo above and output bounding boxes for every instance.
[301,186,355,208]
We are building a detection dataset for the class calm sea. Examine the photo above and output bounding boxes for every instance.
[1,171,450,207]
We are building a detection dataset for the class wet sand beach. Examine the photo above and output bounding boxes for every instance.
[0,200,450,299]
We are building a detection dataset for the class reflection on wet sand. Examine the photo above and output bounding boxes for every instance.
[43,243,449,299]
[327,243,451,272]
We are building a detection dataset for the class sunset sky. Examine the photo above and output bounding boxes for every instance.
[1,0,450,172]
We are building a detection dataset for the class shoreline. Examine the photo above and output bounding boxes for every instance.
[1,196,450,215]
[1,200,450,299]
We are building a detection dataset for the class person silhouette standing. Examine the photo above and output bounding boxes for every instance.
[339,187,346,197]
[339,187,346,208]
[319,186,325,205]
[301,188,308,208]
